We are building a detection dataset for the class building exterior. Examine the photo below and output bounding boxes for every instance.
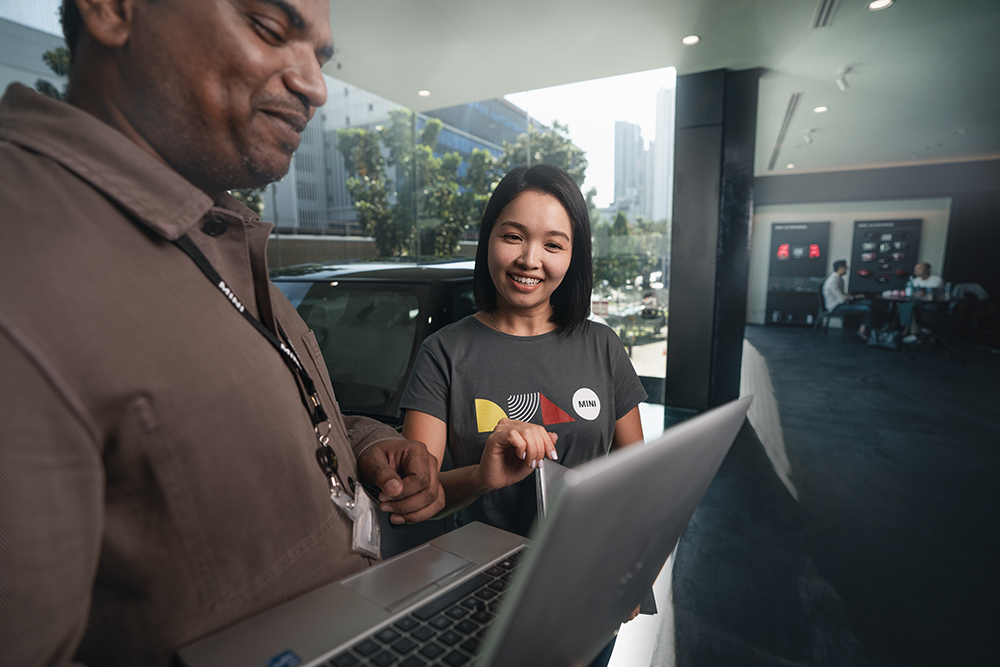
[613,120,647,221]
[0,17,66,101]
[649,85,676,222]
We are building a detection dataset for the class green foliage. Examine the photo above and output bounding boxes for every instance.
[338,110,503,257]
[611,210,630,236]
[229,188,266,215]
[336,127,403,256]
[336,110,587,258]
[584,187,605,228]
[497,121,588,187]
[35,46,70,101]
[592,215,668,290]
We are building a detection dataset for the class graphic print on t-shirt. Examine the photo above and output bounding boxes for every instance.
[475,391,586,432]
[572,388,601,421]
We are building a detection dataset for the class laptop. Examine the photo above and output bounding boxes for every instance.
[177,395,751,667]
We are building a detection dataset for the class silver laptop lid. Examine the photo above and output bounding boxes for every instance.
[480,395,752,666]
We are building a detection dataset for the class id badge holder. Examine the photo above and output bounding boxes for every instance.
[316,440,381,560]
[330,482,381,560]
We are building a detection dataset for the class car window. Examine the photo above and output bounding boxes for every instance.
[452,286,476,322]
[280,282,421,417]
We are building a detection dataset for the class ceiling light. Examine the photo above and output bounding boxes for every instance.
[681,35,700,46]
[814,106,828,113]
[786,164,796,169]
[868,0,893,10]
[417,90,431,97]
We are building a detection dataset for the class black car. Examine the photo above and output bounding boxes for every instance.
[271,259,476,427]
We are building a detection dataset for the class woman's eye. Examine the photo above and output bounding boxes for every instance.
[503,234,521,242]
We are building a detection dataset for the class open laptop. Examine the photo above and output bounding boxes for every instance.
[178,395,751,667]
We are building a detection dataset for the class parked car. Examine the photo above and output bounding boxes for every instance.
[271,258,476,428]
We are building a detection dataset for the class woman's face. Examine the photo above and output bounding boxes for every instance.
[487,190,574,317]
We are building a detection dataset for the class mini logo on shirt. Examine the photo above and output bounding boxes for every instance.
[572,388,601,421]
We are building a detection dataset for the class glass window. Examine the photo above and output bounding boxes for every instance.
[278,282,420,419]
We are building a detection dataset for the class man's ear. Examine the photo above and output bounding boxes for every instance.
[73,0,135,48]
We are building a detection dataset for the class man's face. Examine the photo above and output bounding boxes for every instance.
[914,262,930,278]
[119,0,333,195]
[837,265,848,275]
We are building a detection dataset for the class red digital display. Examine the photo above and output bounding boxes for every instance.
[809,244,821,259]
[777,243,789,260]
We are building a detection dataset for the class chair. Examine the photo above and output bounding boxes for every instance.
[812,283,847,340]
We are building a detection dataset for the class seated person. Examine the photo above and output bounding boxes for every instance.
[900,262,944,340]
[911,261,943,298]
[822,259,874,340]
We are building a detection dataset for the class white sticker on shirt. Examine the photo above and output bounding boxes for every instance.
[572,388,601,421]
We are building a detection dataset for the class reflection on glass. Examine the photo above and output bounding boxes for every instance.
[261,68,675,383]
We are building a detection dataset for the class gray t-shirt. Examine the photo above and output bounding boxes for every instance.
[400,316,647,535]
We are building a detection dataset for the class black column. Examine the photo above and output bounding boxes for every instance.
[665,68,761,415]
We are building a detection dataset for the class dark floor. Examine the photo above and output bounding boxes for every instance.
[670,324,1000,666]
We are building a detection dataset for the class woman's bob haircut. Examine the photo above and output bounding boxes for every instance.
[473,164,593,333]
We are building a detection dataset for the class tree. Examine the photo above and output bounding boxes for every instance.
[35,46,70,101]
[497,120,588,187]
[584,187,605,229]
[593,211,667,291]
[611,210,630,237]
[336,126,401,256]
[228,188,266,215]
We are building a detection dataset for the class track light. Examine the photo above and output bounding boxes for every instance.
[836,67,851,91]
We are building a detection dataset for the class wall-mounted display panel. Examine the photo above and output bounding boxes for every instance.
[765,221,829,325]
[850,219,922,294]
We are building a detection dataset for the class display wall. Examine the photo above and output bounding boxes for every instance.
[764,221,830,325]
[747,198,951,325]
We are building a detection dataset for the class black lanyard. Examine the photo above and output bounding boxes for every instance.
[174,234,328,426]
[173,235,343,482]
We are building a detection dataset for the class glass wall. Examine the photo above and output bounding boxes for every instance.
[0,7,674,393]
[261,69,677,391]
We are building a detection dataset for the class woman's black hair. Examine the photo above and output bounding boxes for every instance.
[473,164,593,333]
[60,1,83,61]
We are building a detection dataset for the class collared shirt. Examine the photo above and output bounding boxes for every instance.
[822,271,848,311]
[0,84,399,666]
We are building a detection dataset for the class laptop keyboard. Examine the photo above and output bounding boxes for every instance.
[325,549,525,667]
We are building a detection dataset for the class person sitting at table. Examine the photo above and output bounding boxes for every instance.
[900,262,944,341]
[823,259,874,341]
[911,262,943,298]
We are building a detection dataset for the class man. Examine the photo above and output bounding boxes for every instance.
[822,259,874,340]
[911,261,943,298]
[900,261,945,341]
[0,1,444,665]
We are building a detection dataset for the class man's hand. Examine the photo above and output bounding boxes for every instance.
[357,439,445,525]
[477,419,558,492]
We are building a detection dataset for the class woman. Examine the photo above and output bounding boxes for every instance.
[400,164,646,665]
[400,163,646,535]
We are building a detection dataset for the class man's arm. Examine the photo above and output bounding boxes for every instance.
[0,330,98,666]
[346,416,445,524]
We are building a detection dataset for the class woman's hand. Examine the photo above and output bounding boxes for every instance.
[477,419,558,491]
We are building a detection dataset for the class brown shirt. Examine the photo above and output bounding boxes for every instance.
[0,84,399,666]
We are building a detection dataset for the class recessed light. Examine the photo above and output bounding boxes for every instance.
[786,164,796,169]
[814,106,829,113]
[418,90,431,97]
[868,0,893,10]
[681,35,700,46]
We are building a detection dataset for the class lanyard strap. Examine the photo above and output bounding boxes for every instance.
[173,234,329,428]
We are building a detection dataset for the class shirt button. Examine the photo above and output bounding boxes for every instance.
[202,218,228,236]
